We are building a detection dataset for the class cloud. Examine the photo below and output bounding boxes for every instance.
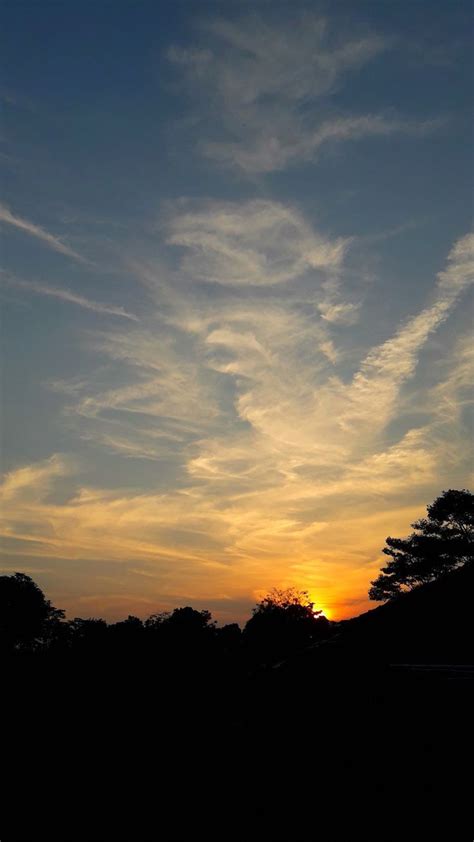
[169,13,437,173]
[437,231,474,291]
[3,232,471,622]
[203,114,439,175]
[72,230,472,489]
[412,332,474,485]
[166,199,349,286]
[318,299,360,325]
[3,276,139,321]
[0,454,71,503]
[50,325,225,463]
[173,230,473,498]
[169,14,385,109]
[336,231,474,433]
[0,202,87,262]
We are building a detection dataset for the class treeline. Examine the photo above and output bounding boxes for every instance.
[0,577,333,670]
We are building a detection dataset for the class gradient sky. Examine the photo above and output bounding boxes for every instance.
[1,1,473,624]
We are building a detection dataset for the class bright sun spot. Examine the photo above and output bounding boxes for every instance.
[310,598,331,620]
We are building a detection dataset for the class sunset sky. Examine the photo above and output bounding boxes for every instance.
[1,1,473,624]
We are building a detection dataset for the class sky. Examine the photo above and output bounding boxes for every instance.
[0,1,473,625]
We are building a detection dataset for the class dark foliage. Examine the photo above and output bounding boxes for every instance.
[243,587,331,663]
[369,489,474,600]
[0,571,65,652]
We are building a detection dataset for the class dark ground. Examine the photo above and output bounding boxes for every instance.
[4,566,474,840]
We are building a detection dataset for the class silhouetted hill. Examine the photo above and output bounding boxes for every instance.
[334,561,474,663]
[270,563,474,679]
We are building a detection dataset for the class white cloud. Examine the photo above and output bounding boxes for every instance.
[437,231,474,291]
[166,199,348,286]
[79,229,472,491]
[434,335,474,420]
[4,230,470,620]
[170,14,385,105]
[57,326,224,468]
[169,14,437,173]
[3,276,139,321]
[203,114,438,175]
[0,454,71,503]
[0,202,87,262]
[318,299,360,325]
[337,231,474,433]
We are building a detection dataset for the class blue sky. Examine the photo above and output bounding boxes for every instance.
[1,1,473,623]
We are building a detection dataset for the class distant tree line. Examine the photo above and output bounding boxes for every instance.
[0,574,331,669]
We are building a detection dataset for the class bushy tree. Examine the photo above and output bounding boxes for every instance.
[216,623,242,651]
[144,606,217,662]
[369,489,473,601]
[69,617,109,652]
[244,587,330,663]
[108,615,144,650]
[145,606,215,635]
[0,572,65,652]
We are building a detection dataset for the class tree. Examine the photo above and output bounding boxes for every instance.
[369,489,474,601]
[216,623,242,652]
[144,605,217,661]
[243,587,330,663]
[0,572,65,652]
[69,617,109,652]
[145,606,215,636]
[109,615,144,647]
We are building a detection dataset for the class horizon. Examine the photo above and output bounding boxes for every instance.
[1,1,473,626]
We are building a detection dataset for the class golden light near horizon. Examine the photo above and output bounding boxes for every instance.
[313,604,332,621]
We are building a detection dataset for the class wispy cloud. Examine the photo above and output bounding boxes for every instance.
[0,454,71,503]
[430,334,474,426]
[337,231,474,433]
[203,114,439,175]
[2,215,471,621]
[166,199,349,286]
[2,275,139,321]
[70,224,472,497]
[0,202,87,262]
[169,13,438,173]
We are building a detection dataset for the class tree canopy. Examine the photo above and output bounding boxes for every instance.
[243,587,330,662]
[369,489,474,601]
[0,572,65,652]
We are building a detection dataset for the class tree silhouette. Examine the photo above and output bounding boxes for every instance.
[216,623,242,651]
[369,489,474,601]
[143,606,217,669]
[109,615,144,651]
[243,587,330,663]
[69,617,109,653]
[145,606,215,637]
[0,572,65,652]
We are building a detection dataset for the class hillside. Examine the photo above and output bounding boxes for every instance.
[269,563,474,680]
[333,561,474,664]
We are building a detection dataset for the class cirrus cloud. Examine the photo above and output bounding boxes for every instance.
[168,13,439,174]
[166,199,349,286]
